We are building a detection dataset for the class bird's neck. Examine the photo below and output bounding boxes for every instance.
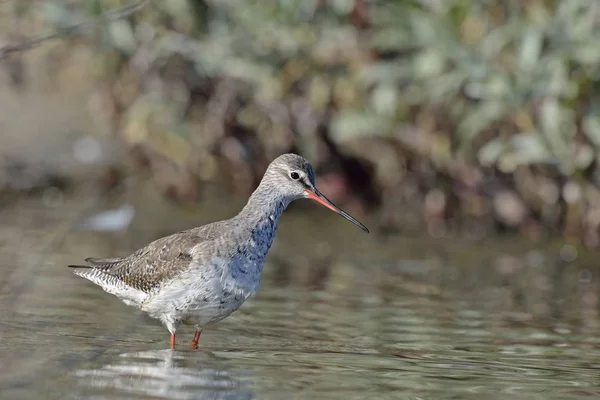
[237,183,291,229]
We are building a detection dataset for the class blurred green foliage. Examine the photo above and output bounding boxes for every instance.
[8,0,600,242]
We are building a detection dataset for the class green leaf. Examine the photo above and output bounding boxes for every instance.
[86,0,103,17]
[583,114,600,148]
[478,139,506,167]
[329,111,391,142]
[518,28,543,71]
[109,20,137,54]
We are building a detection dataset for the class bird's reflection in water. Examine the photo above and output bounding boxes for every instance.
[73,349,254,400]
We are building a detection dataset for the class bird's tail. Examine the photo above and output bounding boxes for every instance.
[67,264,92,269]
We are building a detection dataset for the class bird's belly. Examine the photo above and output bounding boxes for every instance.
[183,291,247,327]
[142,272,251,328]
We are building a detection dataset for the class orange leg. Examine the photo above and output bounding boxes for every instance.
[170,333,176,349]
[190,329,201,350]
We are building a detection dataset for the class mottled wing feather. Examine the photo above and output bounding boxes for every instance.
[85,257,125,270]
[80,219,235,295]
[86,230,208,293]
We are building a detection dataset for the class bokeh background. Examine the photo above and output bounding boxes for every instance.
[5,0,600,243]
[2,1,600,399]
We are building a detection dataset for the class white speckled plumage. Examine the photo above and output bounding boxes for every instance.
[70,153,369,348]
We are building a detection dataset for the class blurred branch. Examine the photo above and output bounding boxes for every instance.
[0,0,150,61]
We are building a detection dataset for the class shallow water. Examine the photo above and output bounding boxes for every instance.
[1,185,600,399]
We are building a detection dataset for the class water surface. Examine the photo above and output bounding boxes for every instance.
[1,186,600,399]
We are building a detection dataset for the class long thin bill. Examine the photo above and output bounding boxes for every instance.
[305,188,369,233]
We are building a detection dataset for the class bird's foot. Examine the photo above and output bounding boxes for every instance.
[170,333,176,350]
[190,329,201,350]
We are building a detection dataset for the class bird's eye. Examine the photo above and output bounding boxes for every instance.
[290,171,300,180]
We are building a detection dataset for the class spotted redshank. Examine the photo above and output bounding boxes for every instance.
[69,153,368,349]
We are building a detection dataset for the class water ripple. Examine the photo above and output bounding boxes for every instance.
[3,201,600,399]
[73,350,253,400]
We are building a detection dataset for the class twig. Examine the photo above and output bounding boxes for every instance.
[0,0,150,61]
